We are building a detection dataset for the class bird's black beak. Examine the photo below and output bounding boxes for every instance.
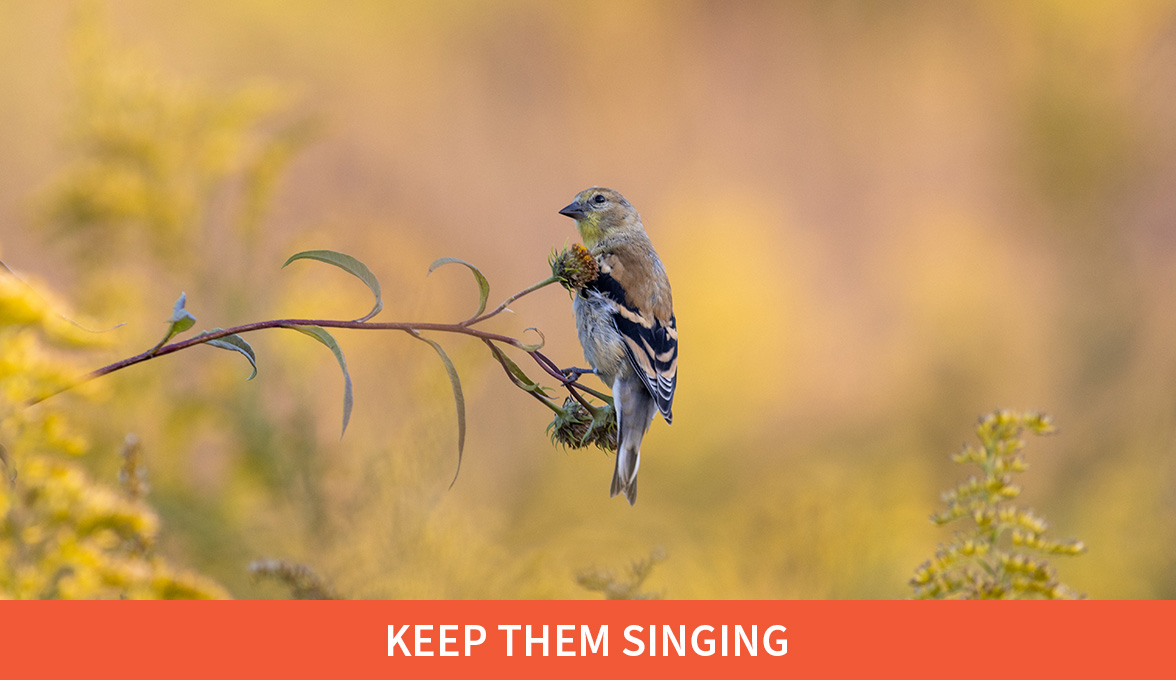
[559,201,586,219]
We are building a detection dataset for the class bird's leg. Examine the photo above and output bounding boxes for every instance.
[560,366,596,383]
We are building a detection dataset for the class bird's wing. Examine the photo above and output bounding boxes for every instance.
[585,271,677,423]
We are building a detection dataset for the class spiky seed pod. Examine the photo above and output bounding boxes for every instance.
[547,397,617,452]
[548,397,594,449]
[591,403,619,452]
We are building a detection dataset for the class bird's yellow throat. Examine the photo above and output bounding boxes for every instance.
[576,213,605,248]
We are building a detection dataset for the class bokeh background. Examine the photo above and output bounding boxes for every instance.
[2,0,1175,598]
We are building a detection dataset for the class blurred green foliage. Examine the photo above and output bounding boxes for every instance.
[911,411,1085,599]
[0,268,227,599]
[249,558,338,600]
[577,548,666,600]
[43,4,314,266]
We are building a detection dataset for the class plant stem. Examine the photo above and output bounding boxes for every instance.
[464,275,560,326]
[481,338,563,413]
[530,350,612,402]
[27,317,542,407]
[565,383,601,415]
[25,274,590,415]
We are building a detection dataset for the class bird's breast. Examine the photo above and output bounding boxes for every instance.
[573,291,628,383]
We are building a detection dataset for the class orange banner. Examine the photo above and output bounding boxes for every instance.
[1,600,1166,677]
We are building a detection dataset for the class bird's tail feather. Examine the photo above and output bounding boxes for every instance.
[610,448,639,505]
[609,375,655,506]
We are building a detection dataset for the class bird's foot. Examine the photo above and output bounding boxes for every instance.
[561,366,596,383]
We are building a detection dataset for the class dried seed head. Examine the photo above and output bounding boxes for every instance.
[549,398,594,449]
[547,397,617,452]
[551,243,600,291]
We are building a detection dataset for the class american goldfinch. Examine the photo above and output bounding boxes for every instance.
[559,187,677,505]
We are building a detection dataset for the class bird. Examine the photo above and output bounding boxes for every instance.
[558,187,677,505]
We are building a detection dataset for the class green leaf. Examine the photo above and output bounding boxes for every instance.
[486,341,550,395]
[408,330,466,488]
[283,249,383,322]
[198,329,258,381]
[286,325,353,437]
[516,327,546,352]
[151,292,196,353]
[167,293,197,330]
[428,257,490,320]
[0,442,14,484]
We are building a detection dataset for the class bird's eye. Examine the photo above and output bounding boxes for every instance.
[592,194,606,205]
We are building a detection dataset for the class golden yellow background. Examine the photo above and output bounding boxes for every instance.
[2,1,1174,598]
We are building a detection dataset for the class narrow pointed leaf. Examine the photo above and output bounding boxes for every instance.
[408,330,465,488]
[485,340,551,395]
[151,292,197,353]
[516,327,546,351]
[286,325,353,437]
[0,443,14,483]
[283,249,383,322]
[428,257,489,320]
[198,329,258,380]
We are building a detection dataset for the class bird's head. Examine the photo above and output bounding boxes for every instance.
[558,187,641,247]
